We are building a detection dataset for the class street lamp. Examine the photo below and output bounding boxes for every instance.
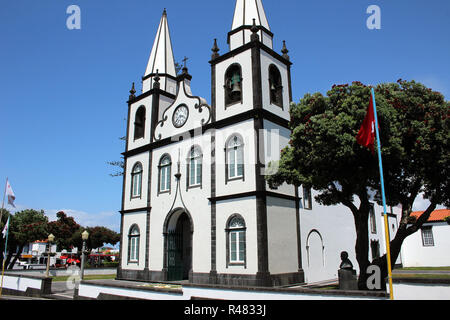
[45,234,55,277]
[80,230,89,280]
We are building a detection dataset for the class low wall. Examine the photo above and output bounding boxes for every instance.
[75,280,185,300]
[75,280,387,300]
[7,268,117,278]
[0,273,52,297]
[390,278,450,300]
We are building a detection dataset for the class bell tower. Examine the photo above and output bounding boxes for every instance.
[208,0,303,287]
[210,0,293,123]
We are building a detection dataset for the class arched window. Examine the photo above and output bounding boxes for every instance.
[159,155,172,194]
[268,65,283,107]
[131,163,143,199]
[128,225,140,263]
[134,106,146,140]
[224,64,243,107]
[187,146,202,188]
[226,135,244,182]
[226,215,246,266]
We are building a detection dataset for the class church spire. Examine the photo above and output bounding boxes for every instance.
[228,0,273,50]
[231,0,270,31]
[142,9,177,94]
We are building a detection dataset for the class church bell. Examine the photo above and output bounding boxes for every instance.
[230,72,242,97]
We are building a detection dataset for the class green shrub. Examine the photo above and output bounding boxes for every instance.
[103,261,119,268]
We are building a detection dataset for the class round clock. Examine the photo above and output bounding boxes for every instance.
[173,104,189,128]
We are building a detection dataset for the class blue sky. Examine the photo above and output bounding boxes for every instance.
[0,0,449,232]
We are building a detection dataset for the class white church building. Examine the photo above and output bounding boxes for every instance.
[117,0,401,287]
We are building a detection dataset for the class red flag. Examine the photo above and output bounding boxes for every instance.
[356,94,376,153]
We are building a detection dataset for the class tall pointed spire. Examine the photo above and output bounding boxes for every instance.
[228,0,273,50]
[231,0,270,31]
[142,9,177,94]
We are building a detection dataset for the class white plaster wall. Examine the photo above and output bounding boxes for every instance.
[216,197,258,275]
[78,283,185,300]
[263,120,295,197]
[127,96,153,151]
[121,211,147,270]
[158,94,176,123]
[401,223,450,267]
[300,188,402,284]
[183,286,382,301]
[391,282,450,300]
[215,120,257,197]
[260,50,290,121]
[123,152,150,211]
[148,133,212,273]
[215,50,253,121]
[2,275,42,292]
[300,188,358,283]
[266,196,298,274]
[261,32,273,49]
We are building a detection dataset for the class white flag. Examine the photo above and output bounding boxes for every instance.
[6,179,15,208]
[2,216,9,239]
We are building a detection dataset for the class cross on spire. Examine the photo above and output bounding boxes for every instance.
[182,56,189,68]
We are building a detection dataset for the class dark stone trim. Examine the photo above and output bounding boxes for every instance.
[210,41,292,67]
[209,191,299,203]
[251,40,270,286]
[142,72,178,82]
[144,209,151,270]
[227,25,274,44]
[122,109,289,158]
[120,207,152,214]
[117,213,125,275]
[116,270,304,288]
[127,88,176,106]
[391,277,450,285]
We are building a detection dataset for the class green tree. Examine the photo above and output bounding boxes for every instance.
[267,80,449,289]
[7,209,49,269]
[48,211,81,251]
[71,226,120,252]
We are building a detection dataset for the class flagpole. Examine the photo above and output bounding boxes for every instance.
[370,87,394,300]
[0,217,9,298]
[0,177,7,224]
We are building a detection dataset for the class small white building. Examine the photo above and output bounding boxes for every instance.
[401,209,450,268]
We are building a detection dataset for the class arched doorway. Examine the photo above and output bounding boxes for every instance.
[165,210,193,281]
[306,230,325,283]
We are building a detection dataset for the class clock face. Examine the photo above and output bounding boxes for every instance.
[173,104,189,128]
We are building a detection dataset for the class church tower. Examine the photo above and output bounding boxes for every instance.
[118,1,304,287]
[208,0,303,287]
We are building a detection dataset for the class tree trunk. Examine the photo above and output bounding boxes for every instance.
[371,202,437,287]
[4,246,15,270]
[354,208,371,290]
[8,244,24,270]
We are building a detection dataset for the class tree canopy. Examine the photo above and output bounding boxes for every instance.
[267,80,449,289]
[0,208,120,270]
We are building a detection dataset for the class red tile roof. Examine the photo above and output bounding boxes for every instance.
[411,209,450,222]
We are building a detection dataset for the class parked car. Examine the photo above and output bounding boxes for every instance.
[17,261,31,270]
